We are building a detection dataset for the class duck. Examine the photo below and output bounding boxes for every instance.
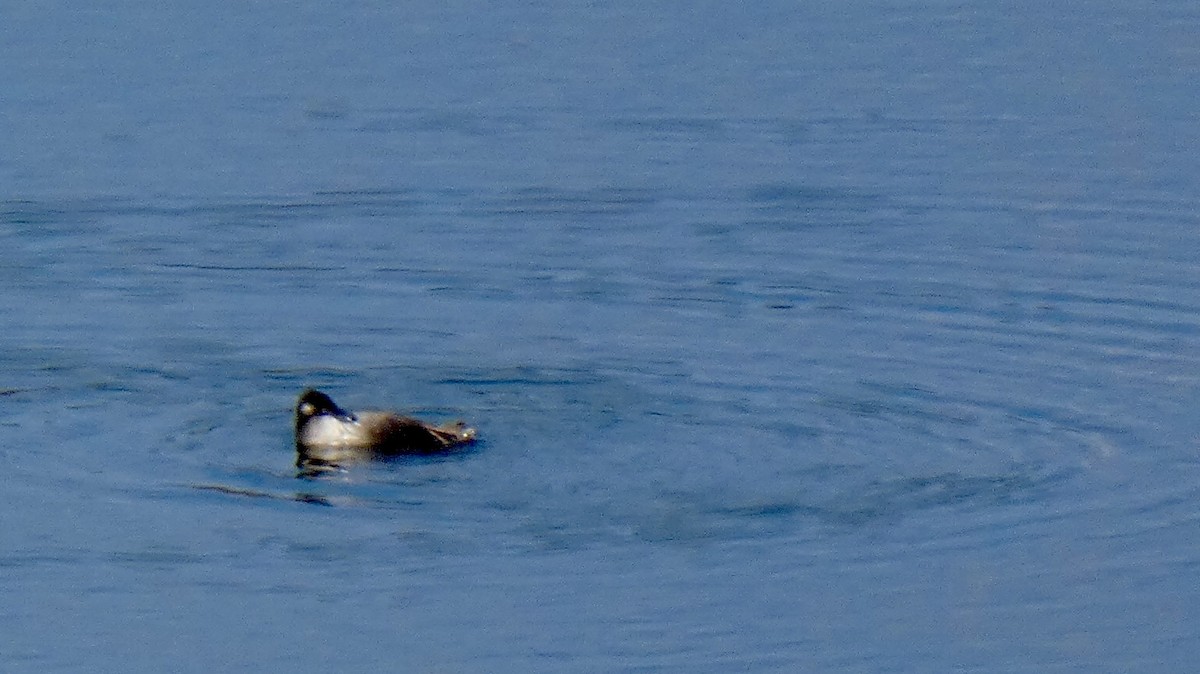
[294,388,477,470]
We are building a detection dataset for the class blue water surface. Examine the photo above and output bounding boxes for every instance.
[3,2,1200,672]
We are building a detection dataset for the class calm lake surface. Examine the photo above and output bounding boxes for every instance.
[4,2,1200,672]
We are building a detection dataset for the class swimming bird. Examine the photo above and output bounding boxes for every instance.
[294,388,476,470]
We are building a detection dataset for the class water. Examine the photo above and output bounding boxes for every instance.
[4,2,1200,672]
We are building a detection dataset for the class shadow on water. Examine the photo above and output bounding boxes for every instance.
[184,435,1074,552]
[488,459,1078,551]
[790,467,1075,529]
[192,483,337,508]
